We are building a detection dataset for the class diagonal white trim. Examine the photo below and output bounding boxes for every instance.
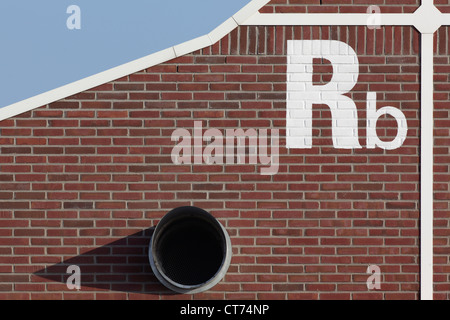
[0,0,271,120]
[208,17,239,44]
[232,0,271,24]
[173,35,213,57]
[0,47,177,121]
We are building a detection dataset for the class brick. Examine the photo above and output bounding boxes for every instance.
[0,19,426,300]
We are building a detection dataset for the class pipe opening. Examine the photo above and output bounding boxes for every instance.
[149,206,232,293]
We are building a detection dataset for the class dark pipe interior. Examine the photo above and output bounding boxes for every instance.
[154,217,225,286]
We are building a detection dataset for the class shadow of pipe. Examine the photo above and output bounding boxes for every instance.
[33,227,178,296]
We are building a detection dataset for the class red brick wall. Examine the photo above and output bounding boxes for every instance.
[434,26,450,300]
[0,21,426,300]
[3,1,447,302]
[436,0,450,13]
[260,0,420,13]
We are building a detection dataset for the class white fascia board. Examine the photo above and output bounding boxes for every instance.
[209,17,238,45]
[232,0,271,25]
[173,35,213,57]
[0,47,176,122]
[243,12,415,26]
[0,0,269,120]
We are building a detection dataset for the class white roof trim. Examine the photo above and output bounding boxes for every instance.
[174,35,213,57]
[0,0,271,122]
[209,17,239,44]
[232,0,270,24]
[0,47,177,121]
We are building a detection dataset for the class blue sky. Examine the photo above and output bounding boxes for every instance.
[0,0,251,108]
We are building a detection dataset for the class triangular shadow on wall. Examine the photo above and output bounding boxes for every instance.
[33,227,176,295]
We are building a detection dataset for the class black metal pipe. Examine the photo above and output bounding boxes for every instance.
[149,206,232,294]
